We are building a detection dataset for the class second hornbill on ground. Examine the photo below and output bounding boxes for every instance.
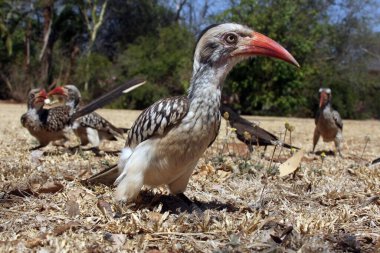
[86,23,299,207]
[47,85,128,151]
[313,88,343,157]
[21,88,70,150]
[220,103,299,152]
[20,79,145,151]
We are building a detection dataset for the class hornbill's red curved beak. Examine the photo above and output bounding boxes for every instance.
[35,89,47,103]
[47,86,66,97]
[232,31,300,67]
[319,91,328,108]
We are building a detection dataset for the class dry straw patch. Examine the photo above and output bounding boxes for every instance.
[0,104,379,252]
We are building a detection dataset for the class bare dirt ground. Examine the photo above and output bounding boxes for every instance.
[0,103,379,252]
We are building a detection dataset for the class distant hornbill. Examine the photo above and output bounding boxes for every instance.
[220,103,299,152]
[313,88,343,157]
[21,79,145,151]
[21,88,70,150]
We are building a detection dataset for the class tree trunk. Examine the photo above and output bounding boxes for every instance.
[82,0,108,92]
[39,2,54,89]
[25,20,32,89]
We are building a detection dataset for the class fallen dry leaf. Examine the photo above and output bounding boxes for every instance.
[66,199,80,218]
[25,238,43,248]
[53,221,81,236]
[37,181,64,194]
[216,170,231,182]
[97,199,114,218]
[198,164,215,176]
[279,149,304,177]
[7,187,38,197]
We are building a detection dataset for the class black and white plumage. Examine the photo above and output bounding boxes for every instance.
[22,79,144,151]
[127,96,189,146]
[21,88,48,149]
[370,157,380,167]
[21,89,72,150]
[87,23,299,203]
[48,85,128,149]
[313,88,343,156]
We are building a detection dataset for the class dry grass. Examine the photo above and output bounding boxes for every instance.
[0,103,379,252]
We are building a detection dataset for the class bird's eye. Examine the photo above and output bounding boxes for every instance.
[224,33,238,44]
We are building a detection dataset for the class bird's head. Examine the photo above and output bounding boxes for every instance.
[319,88,332,108]
[193,23,299,74]
[47,85,81,108]
[27,88,47,109]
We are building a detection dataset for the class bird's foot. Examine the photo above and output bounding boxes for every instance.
[103,150,121,156]
[52,140,67,147]
[81,147,102,156]
[68,145,81,152]
[29,145,44,151]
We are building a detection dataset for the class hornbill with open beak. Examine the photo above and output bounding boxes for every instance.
[48,85,128,151]
[21,79,145,150]
[85,23,299,207]
[220,103,299,152]
[313,88,343,156]
[21,88,69,150]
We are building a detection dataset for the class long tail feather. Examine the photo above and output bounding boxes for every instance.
[81,164,120,186]
[72,78,146,122]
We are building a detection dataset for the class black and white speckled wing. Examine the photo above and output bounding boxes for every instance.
[40,106,73,132]
[127,96,189,147]
[76,112,124,137]
[332,110,343,130]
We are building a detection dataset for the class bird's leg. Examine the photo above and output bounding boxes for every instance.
[68,144,81,152]
[72,144,81,149]
[52,136,69,147]
[261,146,268,158]
[29,144,44,151]
[312,128,320,153]
[81,146,102,156]
[103,150,121,156]
[168,167,203,213]
[176,193,203,214]
[334,132,344,158]
[248,143,254,153]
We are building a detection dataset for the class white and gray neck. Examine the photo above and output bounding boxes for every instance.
[188,61,234,103]
[321,101,332,112]
[66,100,77,111]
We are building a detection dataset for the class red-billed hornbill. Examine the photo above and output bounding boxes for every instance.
[313,88,343,156]
[20,88,79,150]
[48,85,128,151]
[220,103,299,152]
[87,23,299,206]
[21,88,64,150]
[21,79,144,151]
